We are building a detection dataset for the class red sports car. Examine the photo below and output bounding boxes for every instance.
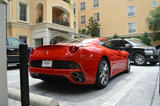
[29,38,130,88]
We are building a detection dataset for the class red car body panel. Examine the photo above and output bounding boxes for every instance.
[29,38,129,85]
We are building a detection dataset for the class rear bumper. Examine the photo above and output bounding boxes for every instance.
[7,55,19,63]
[29,67,95,85]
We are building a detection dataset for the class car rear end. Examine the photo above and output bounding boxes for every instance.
[29,44,99,85]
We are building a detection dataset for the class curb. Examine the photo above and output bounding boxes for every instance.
[8,87,59,106]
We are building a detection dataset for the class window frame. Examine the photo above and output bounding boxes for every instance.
[128,22,137,34]
[127,5,136,17]
[93,0,99,8]
[74,21,76,29]
[73,3,76,16]
[152,1,158,7]
[94,12,100,22]
[18,2,29,22]
[19,35,28,44]
[81,15,86,24]
[80,2,86,10]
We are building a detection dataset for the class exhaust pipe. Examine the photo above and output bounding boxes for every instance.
[72,72,84,82]
[75,77,82,82]
[72,72,80,78]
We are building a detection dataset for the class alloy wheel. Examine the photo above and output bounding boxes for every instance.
[135,54,146,65]
[99,61,109,86]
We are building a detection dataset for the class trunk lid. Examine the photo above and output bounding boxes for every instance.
[30,44,77,60]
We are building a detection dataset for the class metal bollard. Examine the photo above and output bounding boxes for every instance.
[19,44,30,106]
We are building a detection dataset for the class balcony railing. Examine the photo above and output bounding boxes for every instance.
[52,19,70,27]
[36,17,43,24]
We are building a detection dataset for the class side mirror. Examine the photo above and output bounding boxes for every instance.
[119,47,124,50]
[50,39,57,44]
[125,44,132,48]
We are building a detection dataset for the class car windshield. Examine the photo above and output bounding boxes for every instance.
[126,38,147,46]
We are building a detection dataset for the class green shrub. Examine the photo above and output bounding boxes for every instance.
[79,29,87,34]
[63,0,70,3]
[141,33,151,45]
[113,34,119,39]
[152,33,160,41]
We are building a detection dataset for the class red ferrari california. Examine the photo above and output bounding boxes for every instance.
[29,38,131,88]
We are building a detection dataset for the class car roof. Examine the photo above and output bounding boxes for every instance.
[58,37,106,44]
[110,38,123,41]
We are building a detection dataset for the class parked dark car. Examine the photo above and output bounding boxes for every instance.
[110,38,159,65]
[7,36,32,67]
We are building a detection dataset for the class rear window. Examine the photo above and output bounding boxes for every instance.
[58,38,97,44]
[99,40,118,50]
[8,37,22,47]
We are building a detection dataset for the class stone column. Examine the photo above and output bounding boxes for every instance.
[0,0,8,106]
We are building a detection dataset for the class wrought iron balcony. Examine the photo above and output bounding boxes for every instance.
[52,19,70,27]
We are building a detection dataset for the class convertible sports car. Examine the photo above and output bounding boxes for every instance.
[29,38,130,88]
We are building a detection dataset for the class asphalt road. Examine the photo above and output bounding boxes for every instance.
[7,64,159,106]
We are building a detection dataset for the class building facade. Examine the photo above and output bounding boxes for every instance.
[77,0,160,37]
[7,0,78,47]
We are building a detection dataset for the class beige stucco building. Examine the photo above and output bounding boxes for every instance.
[7,0,160,46]
[77,0,160,37]
[7,0,78,47]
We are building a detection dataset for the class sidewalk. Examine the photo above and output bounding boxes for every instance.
[8,69,160,106]
[116,73,159,106]
[8,80,160,106]
[8,98,21,106]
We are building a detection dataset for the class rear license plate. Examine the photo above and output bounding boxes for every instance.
[42,60,52,68]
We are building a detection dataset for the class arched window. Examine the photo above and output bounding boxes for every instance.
[35,3,43,23]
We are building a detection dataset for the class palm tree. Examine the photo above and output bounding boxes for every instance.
[146,7,160,42]
[147,7,160,32]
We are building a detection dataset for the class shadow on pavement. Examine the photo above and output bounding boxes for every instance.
[131,63,159,67]
[29,70,133,102]
[7,66,19,70]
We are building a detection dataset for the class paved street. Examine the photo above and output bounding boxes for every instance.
[8,64,159,106]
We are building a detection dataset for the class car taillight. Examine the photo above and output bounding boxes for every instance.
[69,46,79,54]
[30,48,35,54]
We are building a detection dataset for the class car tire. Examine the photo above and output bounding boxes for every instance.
[149,62,158,65]
[134,53,146,66]
[95,58,110,89]
[16,64,20,68]
[124,57,131,73]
